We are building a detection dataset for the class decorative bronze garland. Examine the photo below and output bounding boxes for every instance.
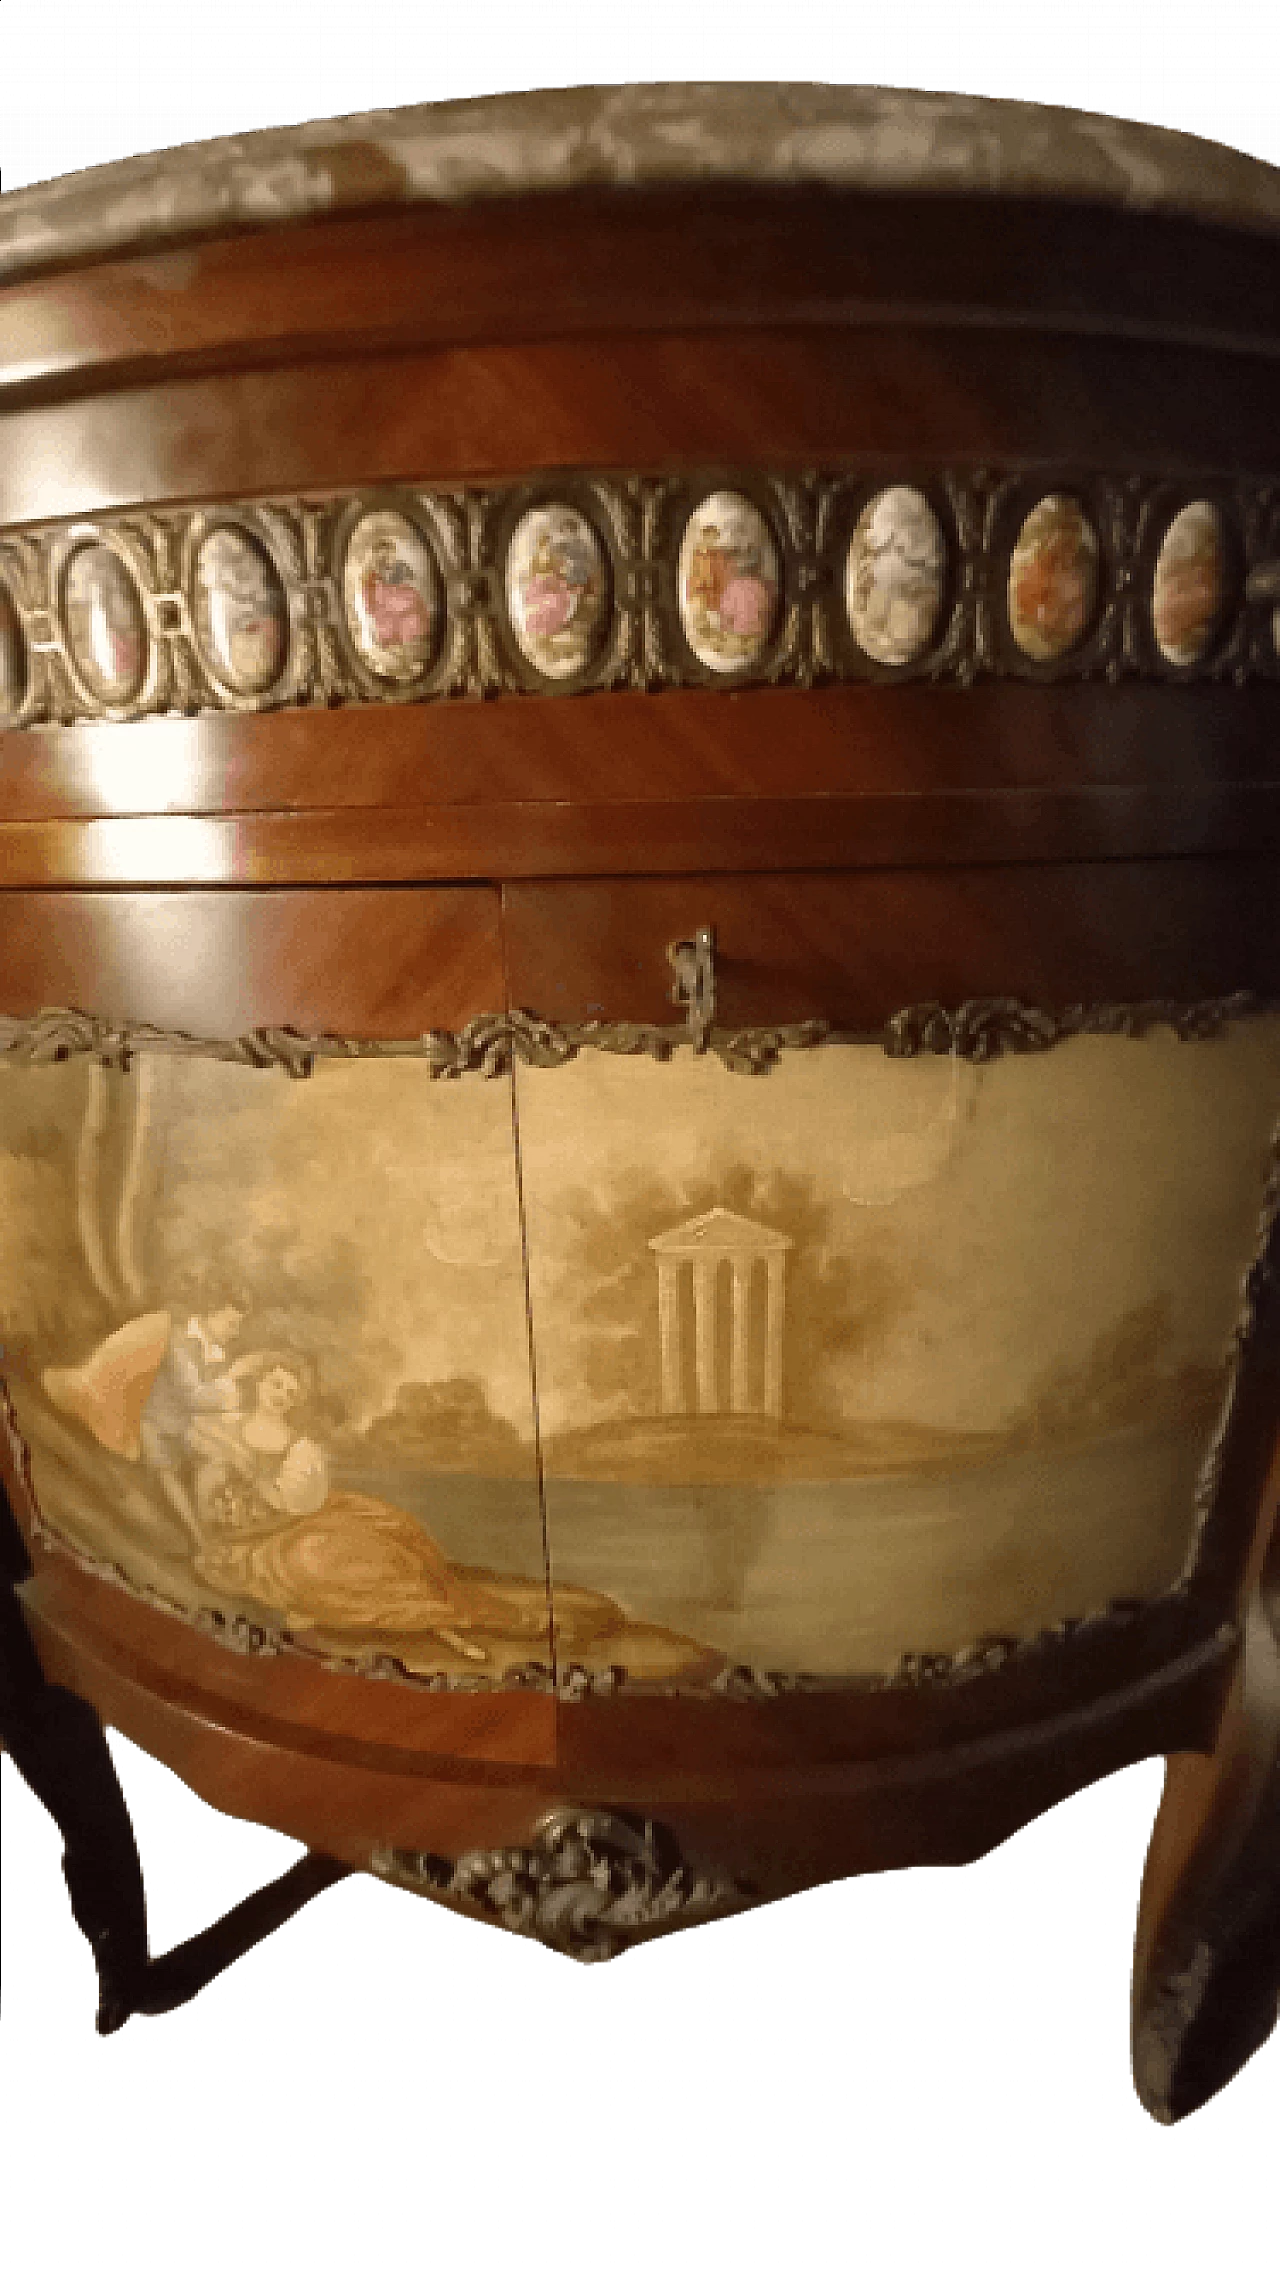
[0,464,1277,732]
[0,988,1272,1079]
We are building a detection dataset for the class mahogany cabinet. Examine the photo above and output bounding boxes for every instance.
[1,83,1279,2120]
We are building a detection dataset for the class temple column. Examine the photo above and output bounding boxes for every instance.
[730,1255,752,1414]
[763,1252,786,1418]
[692,1254,719,1414]
[656,1254,684,1415]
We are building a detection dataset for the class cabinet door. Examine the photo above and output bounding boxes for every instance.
[0,886,556,1691]
[505,868,1280,1689]
[9,869,1280,1714]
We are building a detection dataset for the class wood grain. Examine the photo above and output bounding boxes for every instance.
[0,885,502,1033]
[3,685,1280,826]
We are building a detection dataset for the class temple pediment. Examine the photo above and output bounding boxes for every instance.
[648,1206,793,1255]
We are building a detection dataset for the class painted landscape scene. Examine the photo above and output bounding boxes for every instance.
[0,1050,713,1685]
[515,1026,1280,1671]
[0,1016,1278,1685]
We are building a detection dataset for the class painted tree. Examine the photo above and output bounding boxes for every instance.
[0,1056,142,1365]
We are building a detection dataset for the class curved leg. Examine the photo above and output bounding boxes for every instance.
[2,1580,150,2028]
[128,1850,352,2018]
[1133,1558,1280,2121]
[1,1490,351,2030]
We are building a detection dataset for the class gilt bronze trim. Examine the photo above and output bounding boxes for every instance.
[0,989,1274,1079]
[0,464,1277,732]
[370,1808,754,1960]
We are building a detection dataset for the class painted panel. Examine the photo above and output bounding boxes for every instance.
[1152,500,1226,666]
[504,503,607,680]
[0,1052,564,1683]
[193,525,290,693]
[846,485,945,666]
[677,490,781,673]
[342,508,440,682]
[61,543,147,704]
[1007,492,1099,660]
[516,1022,1280,1679]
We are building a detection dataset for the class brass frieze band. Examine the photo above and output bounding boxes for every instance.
[0,466,1277,732]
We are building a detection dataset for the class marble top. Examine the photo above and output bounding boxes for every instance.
[2,82,1278,288]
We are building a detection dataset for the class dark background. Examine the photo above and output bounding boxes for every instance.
[0,14,1273,195]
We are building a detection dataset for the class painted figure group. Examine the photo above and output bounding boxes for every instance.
[41,1295,656,1670]
[43,1299,544,1663]
[359,535,434,656]
[682,517,777,660]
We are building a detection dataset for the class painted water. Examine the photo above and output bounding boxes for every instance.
[342,1415,1207,1674]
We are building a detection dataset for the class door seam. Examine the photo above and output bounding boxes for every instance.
[499,881,560,1696]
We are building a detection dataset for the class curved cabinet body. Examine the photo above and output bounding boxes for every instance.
[3,872,1278,1870]
[2,83,1280,2113]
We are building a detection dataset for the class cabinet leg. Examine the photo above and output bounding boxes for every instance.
[1133,1576,1280,2121]
[2,1510,351,2030]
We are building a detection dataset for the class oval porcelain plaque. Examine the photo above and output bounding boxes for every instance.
[1007,494,1099,661]
[343,509,440,682]
[194,525,289,694]
[678,491,781,674]
[0,579,25,722]
[846,486,945,666]
[504,504,608,680]
[62,544,147,706]
[1152,501,1226,666]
